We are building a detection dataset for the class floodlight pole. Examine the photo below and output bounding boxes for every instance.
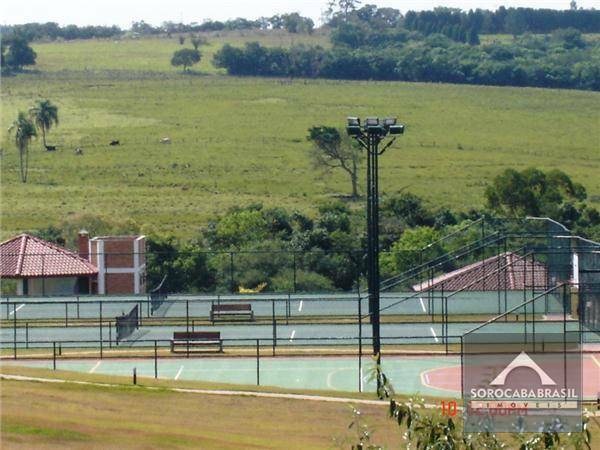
[366,131,382,386]
[347,117,404,395]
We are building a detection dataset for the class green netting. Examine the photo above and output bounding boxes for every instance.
[577,240,600,332]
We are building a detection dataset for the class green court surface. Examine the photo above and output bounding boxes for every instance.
[0,355,459,397]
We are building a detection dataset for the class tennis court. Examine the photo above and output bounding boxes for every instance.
[1,290,539,321]
[0,354,461,396]
[3,352,599,400]
[2,319,588,349]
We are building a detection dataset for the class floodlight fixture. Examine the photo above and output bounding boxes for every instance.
[347,117,361,126]
[383,117,397,126]
[365,117,380,126]
[388,124,405,135]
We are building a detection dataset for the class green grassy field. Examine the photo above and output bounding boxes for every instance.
[0,365,402,449]
[1,33,599,238]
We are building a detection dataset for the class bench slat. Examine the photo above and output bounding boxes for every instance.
[212,303,252,312]
[173,331,220,340]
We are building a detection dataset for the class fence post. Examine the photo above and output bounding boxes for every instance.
[53,342,56,370]
[186,300,190,333]
[154,340,158,379]
[293,252,297,293]
[13,305,17,360]
[77,296,80,319]
[459,337,464,398]
[272,299,275,327]
[272,319,277,356]
[358,291,362,393]
[444,295,449,355]
[109,322,112,349]
[133,367,137,385]
[25,322,29,349]
[256,339,260,386]
[230,252,234,293]
[562,283,568,388]
[99,301,103,359]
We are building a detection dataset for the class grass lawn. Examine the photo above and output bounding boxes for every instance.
[1,33,599,239]
[0,365,401,449]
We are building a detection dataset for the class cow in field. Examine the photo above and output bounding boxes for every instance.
[74,148,83,155]
[160,137,171,144]
[109,140,120,146]
[45,145,57,151]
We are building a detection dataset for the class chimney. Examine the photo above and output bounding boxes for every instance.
[78,230,89,260]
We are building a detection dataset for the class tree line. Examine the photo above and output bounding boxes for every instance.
[401,7,600,36]
[0,13,315,42]
[213,30,600,90]
[3,4,599,43]
[27,168,600,294]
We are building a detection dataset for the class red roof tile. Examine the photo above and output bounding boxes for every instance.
[412,252,547,292]
[0,234,98,278]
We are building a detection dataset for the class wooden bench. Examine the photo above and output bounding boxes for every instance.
[210,303,254,322]
[170,331,222,353]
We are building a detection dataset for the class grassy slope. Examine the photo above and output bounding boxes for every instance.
[1,33,599,238]
[2,365,599,448]
[0,366,401,449]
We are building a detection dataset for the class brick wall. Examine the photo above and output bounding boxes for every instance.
[105,273,134,294]
[104,239,134,268]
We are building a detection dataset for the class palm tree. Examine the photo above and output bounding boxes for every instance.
[29,99,59,148]
[8,112,37,182]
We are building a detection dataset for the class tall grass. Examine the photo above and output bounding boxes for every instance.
[1,35,598,238]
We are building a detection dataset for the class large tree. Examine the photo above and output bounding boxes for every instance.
[9,112,37,183]
[307,126,362,199]
[29,99,59,148]
[170,48,201,72]
[3,35,36,70]
[485,167,587,218]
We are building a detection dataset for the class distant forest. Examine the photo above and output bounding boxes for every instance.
[2,5,600,90]
[2,6,600,41]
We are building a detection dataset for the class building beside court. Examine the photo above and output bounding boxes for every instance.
[0,231,146,296]
[412,251,548,292]
[0,233,98,295]
[87,234,146,295]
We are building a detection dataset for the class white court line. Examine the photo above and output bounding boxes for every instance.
[298,300,303,312]
[9,304,25,316]
[326,368,347,389]
[174,365,184,380]
[419,297,426,313]
[289,330,296,342]
[89,360,101,374]
[430,327,439,343]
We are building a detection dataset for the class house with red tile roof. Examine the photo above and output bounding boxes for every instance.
[0,232,146,296]
[412,252,548,292]
[0,233,98,295]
